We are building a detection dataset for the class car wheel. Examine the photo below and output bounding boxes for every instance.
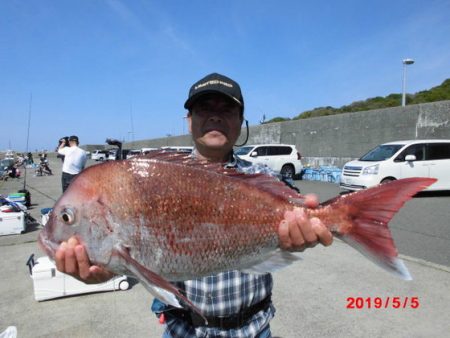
[119,280,129,291]
[381,178,395,184]
[280,164,295,179]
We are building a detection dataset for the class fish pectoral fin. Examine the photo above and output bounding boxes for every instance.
[115,246,208,325]
[145,284,182,309]
[241,250,302,274]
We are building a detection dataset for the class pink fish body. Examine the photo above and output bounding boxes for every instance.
[38,151,435,317]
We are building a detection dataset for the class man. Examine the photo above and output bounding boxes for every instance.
[55,73,333,337]
[58,135,87,192]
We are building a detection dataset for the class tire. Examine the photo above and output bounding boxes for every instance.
[381,178,395,184]
[119,280,129,291]
[280,164,295,179]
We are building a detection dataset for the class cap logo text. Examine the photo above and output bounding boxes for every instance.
[195,80,233,90]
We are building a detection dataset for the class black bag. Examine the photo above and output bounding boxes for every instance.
[18,189,31,207]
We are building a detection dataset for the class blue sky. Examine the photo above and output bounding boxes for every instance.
[1,0,449,151]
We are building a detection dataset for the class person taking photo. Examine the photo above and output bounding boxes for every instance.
[58,135,87,192]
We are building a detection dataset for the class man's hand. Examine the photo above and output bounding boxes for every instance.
[58,139,67,151]
[55,237,114,284]
[278,194,333,251]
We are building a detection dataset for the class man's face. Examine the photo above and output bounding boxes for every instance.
[188,93,243,153]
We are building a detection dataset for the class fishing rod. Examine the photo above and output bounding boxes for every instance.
[19,93,32,207]
[23,94,32,189]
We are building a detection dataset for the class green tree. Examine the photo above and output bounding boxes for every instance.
[263,78,450,124]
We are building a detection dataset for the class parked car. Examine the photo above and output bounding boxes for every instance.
[126,149,142,159]
[160,146,194,154]
[235,144,303,178]
[141,147,159,155]
[0,158,16,180]
[4,150,15,159]
[340,139,450,191]
[91,150,109,161]
[107,149,118,161]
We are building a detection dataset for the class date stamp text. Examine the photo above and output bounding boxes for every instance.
[346,297,420,309]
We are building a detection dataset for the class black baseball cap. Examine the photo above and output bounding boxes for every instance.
[69,135,79,143]
[184,73,244,111]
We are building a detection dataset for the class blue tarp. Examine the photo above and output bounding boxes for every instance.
[302,166,342,184]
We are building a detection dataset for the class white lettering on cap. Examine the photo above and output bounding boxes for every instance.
[194,80,233,90]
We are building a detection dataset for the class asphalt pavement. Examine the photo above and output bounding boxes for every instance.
[0,156,449,337]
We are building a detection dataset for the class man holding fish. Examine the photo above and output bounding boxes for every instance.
[46,73,430,337]
[54,73,333,337]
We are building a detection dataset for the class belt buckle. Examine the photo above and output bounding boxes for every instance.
[216,316,227,328]
[236,312,246,327]
[218,313,245,330]
[189,313,207,327]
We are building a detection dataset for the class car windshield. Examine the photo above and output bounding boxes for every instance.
[234,146,254,156]
[359,144,404,161]
[1,159,14,167]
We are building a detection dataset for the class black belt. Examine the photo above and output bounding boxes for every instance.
[167,295,272,330]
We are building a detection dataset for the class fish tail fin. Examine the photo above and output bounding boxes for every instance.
[327,177,436,280]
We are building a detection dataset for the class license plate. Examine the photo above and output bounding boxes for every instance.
[343,177,353,185]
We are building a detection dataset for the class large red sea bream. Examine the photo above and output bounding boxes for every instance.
[39,151,435,318]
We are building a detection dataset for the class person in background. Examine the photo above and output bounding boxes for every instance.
[40,151,47,163]
[27,152,34,165]
[58,135,87,192]
[54,74,333,337]
[37,152,53,176]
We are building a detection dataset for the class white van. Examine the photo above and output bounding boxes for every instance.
[340,139,450,191]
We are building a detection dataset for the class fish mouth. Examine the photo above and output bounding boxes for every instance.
[38,230,58,259]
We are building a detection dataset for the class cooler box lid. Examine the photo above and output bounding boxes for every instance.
[32,256,57,274]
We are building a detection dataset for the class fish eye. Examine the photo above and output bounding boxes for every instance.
[60,208,76,225]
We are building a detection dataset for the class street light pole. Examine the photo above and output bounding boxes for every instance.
[402,58,415,107]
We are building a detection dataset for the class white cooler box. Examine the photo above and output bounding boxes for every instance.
[26,254,130,301]
[0,211,26,236]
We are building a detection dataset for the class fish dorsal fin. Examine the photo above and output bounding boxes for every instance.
[228,172,305,204]
[133,150,305,205]
[139,150,192,162]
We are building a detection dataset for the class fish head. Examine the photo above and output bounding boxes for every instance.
[38,165,118,266]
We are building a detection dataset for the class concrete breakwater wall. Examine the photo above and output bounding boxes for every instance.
[119,100,450,168]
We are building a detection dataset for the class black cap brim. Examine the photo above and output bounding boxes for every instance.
[184,90,243,110]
